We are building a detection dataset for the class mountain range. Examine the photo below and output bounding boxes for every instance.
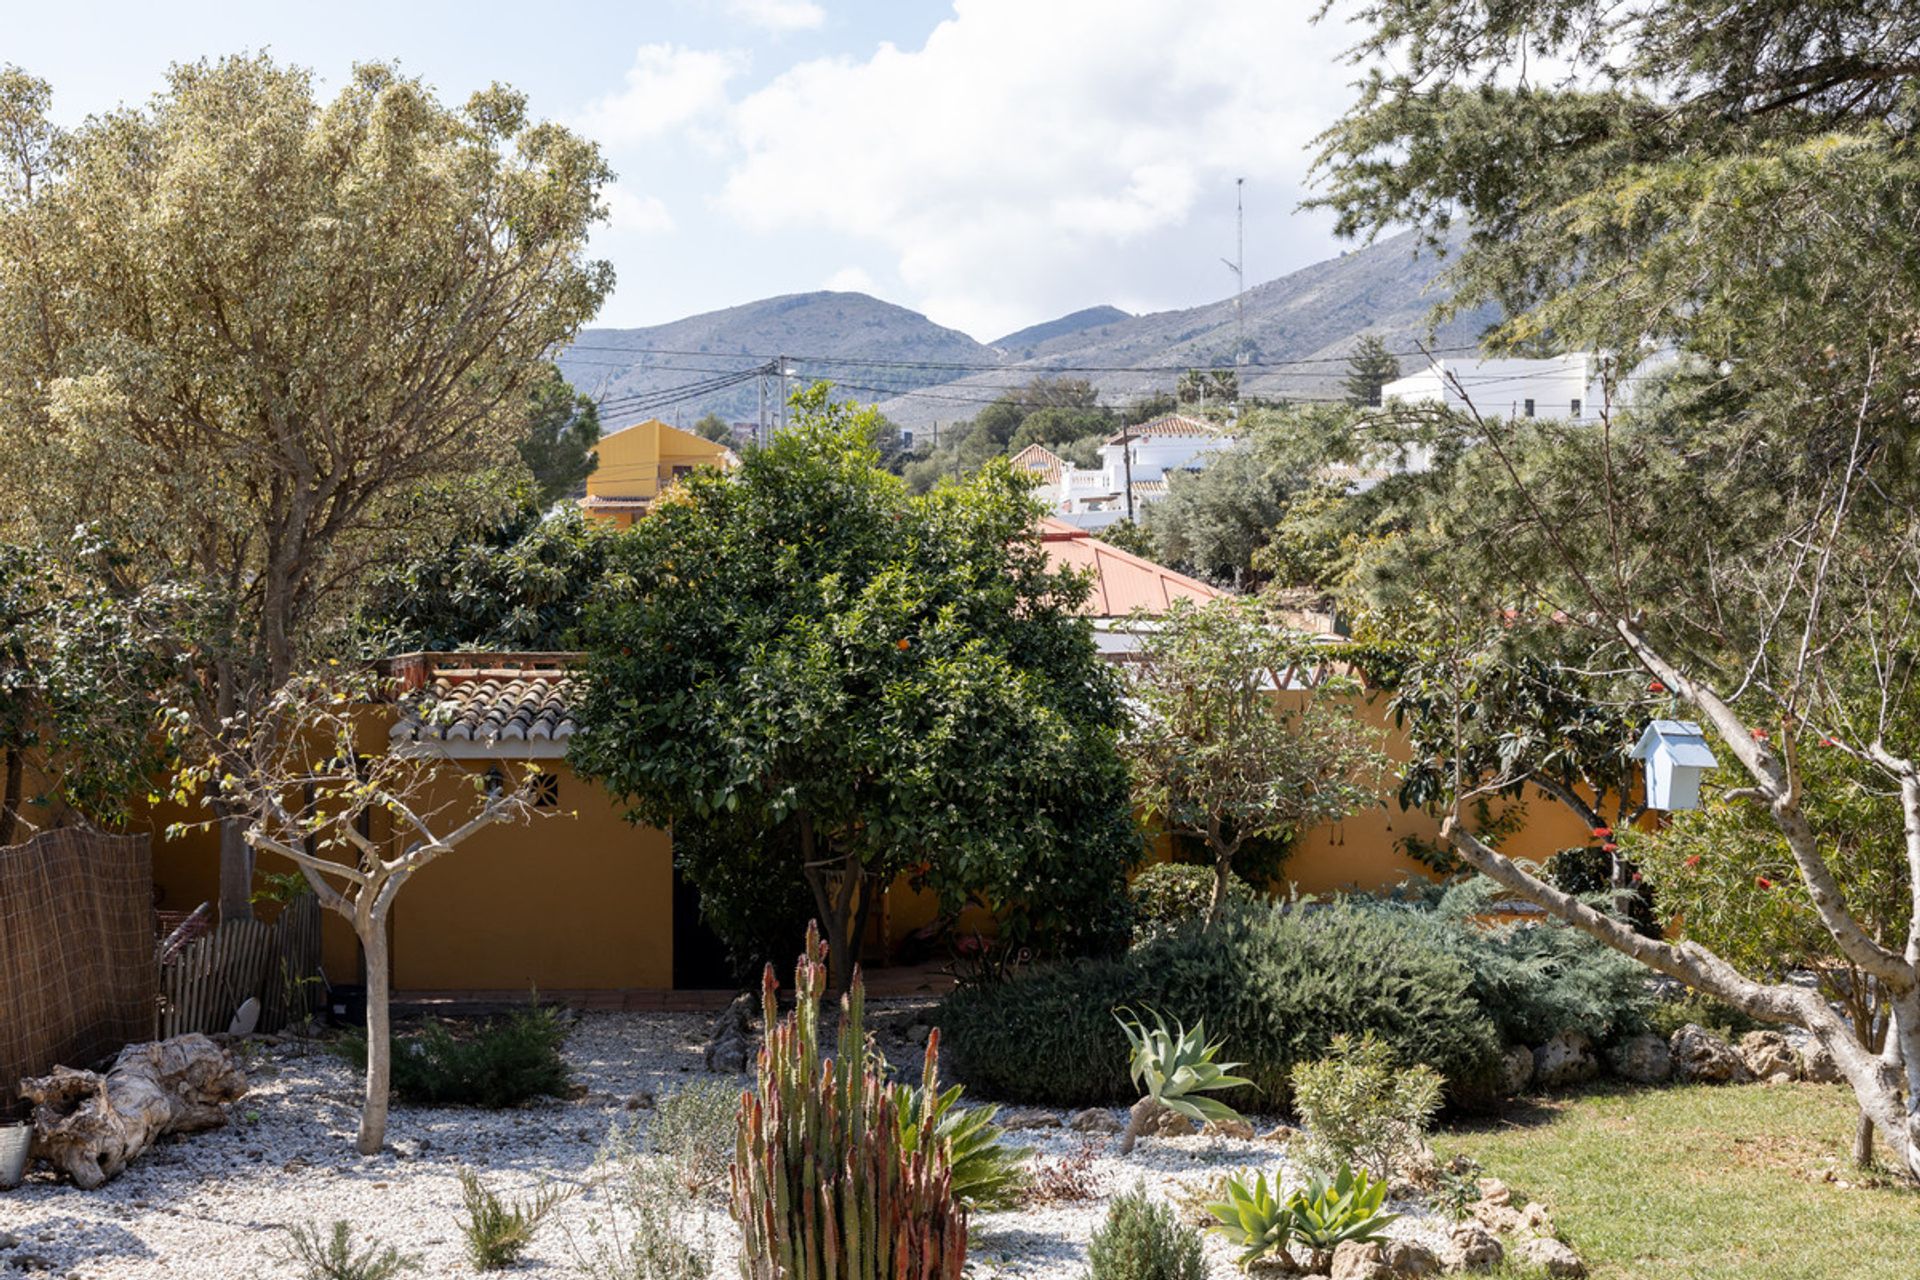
[555,230,1497,431]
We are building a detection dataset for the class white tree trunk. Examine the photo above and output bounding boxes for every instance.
[358,919,391,1156]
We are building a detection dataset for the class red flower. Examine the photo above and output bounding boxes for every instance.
[1684,855,1701,868]
[1601,842,1619,854]
[1818,737,1838,748]
[1591,825,1613,840]
[1751,728,1770,741]
[896,638,911,651]
[1756,875,1774,890]
[1648,680,1666,693]
[1630,871,1643,885]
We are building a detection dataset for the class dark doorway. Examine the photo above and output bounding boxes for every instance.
[671,863,735,990]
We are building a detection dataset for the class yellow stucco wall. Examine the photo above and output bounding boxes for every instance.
[586,419,733,503]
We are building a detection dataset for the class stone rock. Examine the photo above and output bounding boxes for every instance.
[1476,1176,1511,1206]
[624,1090,655,1111]
[1381,1240,1440,1278]
[1532,1031,1598,1090]
[0,1232,17,1250]
[1471,1201,1524,1234]
[1259,1122,1302,1144]
[1518,1201,1556,1235]
[1135,1105,1195,1139]
[1203,1116,1256,1140]
[1669,1024,1752,1084]
[999,1107,1062,1130]
[1067,1107,1121,1134]
[1331,1241,1390,1280]
[1497,1044,1534,1095]
[702,992,756,1074]
[1737,1030,1799,1081]
[1797,1039,1843,1083]
[1513,1236,1586,1277]
[1439,1221,1503,1273]
[1605,1033,1672,1084]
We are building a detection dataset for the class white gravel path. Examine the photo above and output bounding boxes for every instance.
[0,1010,1450,1279]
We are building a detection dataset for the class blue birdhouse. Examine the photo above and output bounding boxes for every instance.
[1630,719,1720,811]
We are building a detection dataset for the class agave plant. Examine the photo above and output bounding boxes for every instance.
[891,1030,1032,1212]
[1203,1169,1295,1265]
[1288,1164,1399,1272]
[1115,1006,1253,1153]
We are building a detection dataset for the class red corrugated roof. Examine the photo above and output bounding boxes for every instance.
[1038,518,1223,617]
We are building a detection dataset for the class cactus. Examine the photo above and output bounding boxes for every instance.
[730,922,967,1280]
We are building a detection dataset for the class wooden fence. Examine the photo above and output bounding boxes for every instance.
[0,829,156,1106]
[157,893,324,1039]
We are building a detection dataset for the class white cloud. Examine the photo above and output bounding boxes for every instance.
[602,187,676,234]
[718,0,1354,337]
[575,44,747,147]
[824,265,878,294]
[721,0,825,32]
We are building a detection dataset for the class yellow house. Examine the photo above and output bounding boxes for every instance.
[580,418,736,528]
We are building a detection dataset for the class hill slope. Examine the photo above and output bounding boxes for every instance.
[558,232,1496,429]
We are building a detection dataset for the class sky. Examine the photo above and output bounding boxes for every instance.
[6,1,1363,342]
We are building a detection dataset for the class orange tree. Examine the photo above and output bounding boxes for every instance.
[568,387,1140,992]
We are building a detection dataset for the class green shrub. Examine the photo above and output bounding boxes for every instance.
[1289,1032,1441,1179]
[573,1124,714,1280]
[1129,862,1256,946]
[1645,989,1769,1041]
[340,1002,572,1109]
[649,1079,738,1197]
[1352,879,1654,1048]
[456,1168,570,1269]
[1085,1184,1206,1280]
[940,903,1500,1108]
[271,1221,418,1280]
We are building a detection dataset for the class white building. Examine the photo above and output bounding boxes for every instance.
[1380,353,1621,423]
[1011,414,1235,531]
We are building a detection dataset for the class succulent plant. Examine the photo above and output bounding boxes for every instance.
[1203,1169,1295,1265]
[1288,1164,1399,1270]
[1116,1006,1253,1153]
[890,1042,1031,1213]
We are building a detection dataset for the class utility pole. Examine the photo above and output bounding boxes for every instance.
[1220,177,1245,383]
[757,365,769,447]
[778,354,789,433]
[1122,426,1135,523]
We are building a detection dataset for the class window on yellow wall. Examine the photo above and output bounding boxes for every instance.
[532,773,559,809]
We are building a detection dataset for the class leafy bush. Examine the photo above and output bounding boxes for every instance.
[1202,1170,1293,1265]
[890,1038,1030,1212]
[271,1221,418,1280]
[456,1168,570,1269]
[571,1124,713,1280]
[940,902,1500,1108]
[1289,1032,1442,1180]
[1116,1008,1250,1153]
[1085,1184,1207,1280]
[1129,862,1256,946]
[1352,879,1654,1048]
[649,1079,738,1197]
[1645,989,1768,1041]
[1287,1165,1398,1272]
[339,1002,573,1109]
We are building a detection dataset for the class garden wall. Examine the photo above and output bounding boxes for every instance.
[0,829,156,1104]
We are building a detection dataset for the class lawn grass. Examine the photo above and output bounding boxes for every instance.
[1433,1081,1919,1280]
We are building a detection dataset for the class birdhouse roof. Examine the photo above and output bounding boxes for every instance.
[1631,719,1719,768]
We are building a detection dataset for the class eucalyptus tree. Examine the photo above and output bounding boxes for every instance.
[569,387,1139,992]
[0,56,610,917]
[1312,0,1920,1174]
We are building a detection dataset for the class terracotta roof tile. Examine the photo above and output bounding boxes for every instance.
[1103,413,1220,445]
[391,672,577,746]
[1009,443,1065,482]
[1038,517,1222,617]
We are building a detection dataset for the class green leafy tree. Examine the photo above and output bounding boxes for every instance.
[1342,336,1401,407]
[1310,0,1920,1174]
[1176,367,1238,407]
[1122,596,1385,921]
[690,411,733,445]
[0,57,610,918]
[358,499,616,654]
[518,365,602,505]
[0,535,184,841]
[568,385,1140,991]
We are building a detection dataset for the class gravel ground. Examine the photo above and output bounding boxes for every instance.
[0,1009,1449,1279]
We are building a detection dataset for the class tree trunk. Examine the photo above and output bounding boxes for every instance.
[357,919,391,1156]
[0,744,21,846]
[1854,1110,1877,1168]
[1204,819,1241,926]
[218,813,255,923]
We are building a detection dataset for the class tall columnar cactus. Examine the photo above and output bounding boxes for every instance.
[730,922,967,1280]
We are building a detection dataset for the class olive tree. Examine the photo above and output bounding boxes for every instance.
[0,55,610,919]
[1122,596,1385,921]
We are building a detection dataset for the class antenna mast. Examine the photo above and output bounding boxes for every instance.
[1220,177,1246,383]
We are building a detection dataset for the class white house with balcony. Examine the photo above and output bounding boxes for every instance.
[1380,353,1623,422]
[1011,414,1235,531]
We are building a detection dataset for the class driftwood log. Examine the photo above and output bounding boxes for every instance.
[18,1033,248,1188]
